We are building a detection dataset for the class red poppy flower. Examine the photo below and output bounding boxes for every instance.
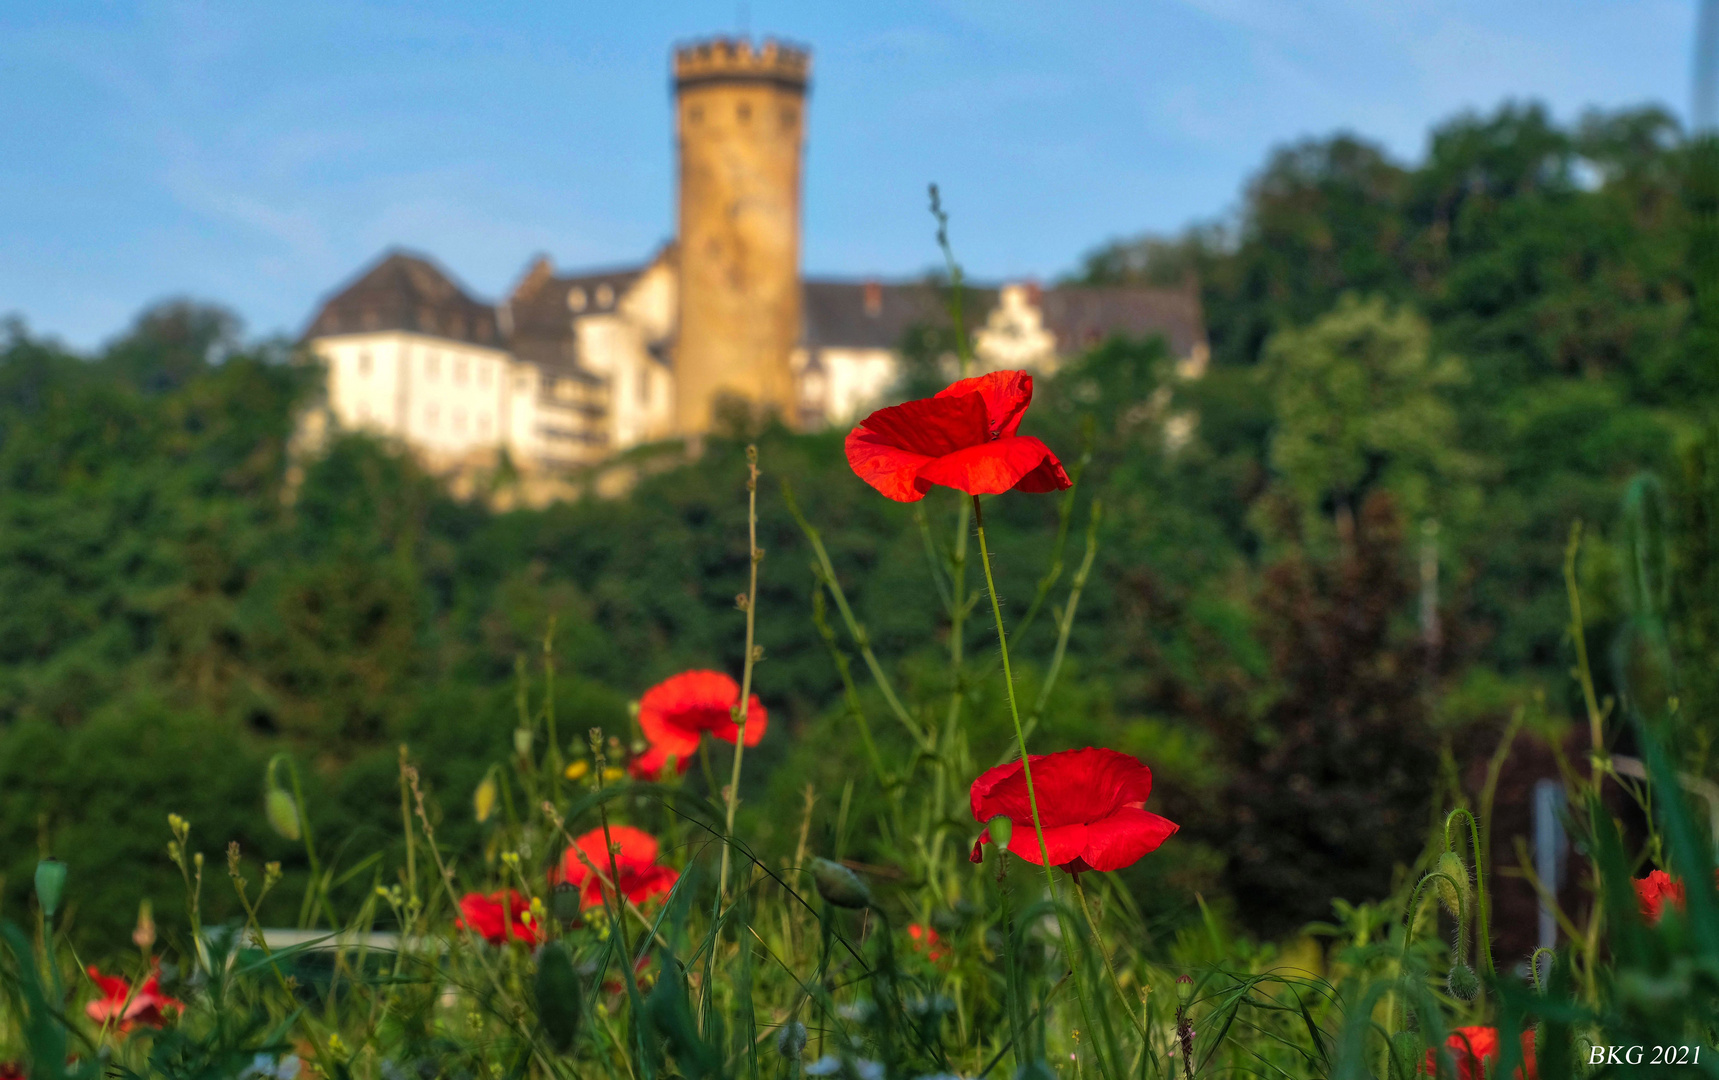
[85,962,182,1032]
[631,670,767,780]
[457,890,540,946]
[557,825,679,910]
[1635,869,1685,923]
[1422,1026,1537,1080]
[968,747,1178,873]
[845,370,1072,503]
[907,923,948,964]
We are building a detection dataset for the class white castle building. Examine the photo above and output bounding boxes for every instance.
[300,37,1208,500]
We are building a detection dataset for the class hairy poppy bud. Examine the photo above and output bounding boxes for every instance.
[776,1019,807,1059]
[265,788,302,841]
[1435,851,1469,917]
[811,857,871,909]
[1388,1030,1421,1080]
[1446,962,1480,1002]
[474,774,498,824]
[987,816,1013,853]
[34,858,66,919]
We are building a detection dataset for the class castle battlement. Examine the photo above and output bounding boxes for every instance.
[673,37,810,89]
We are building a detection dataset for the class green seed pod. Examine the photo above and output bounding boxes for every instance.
[775,1019,807,1059]
[535,941,583,1053]
[1435,851,1469,917]
[811,857,872,909]
[987,816,1014,853]
[265,788,302,841]
[34,859,66,919]
[1447,962,1480,1002]
[1176,973,1195,1005]
[514,727,534,757]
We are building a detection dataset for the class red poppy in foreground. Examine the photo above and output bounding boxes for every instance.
[845,370,1071,503]
[457,890,539,946]
[968,747,1178,873]
[557,825,679,910]
[85,963,182,1032]
[1423,1026,1537,1080]
[631,670,767,780]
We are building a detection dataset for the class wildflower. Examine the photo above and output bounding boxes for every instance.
[1423,1026,1537,1080]
[556,825,678,910]
[564,760,590,781]
[844,370,1071,502]
[456,890,540,946]
[85,962,182,1032]
[630,670,767,780]
[907,923,947,963]
[1635,868,1686,923]
[967,747,1177,873]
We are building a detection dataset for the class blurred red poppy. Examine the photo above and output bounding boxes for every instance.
[845,370,1071,503]
[558,825,679,910]
[631,670,766,780]
[907,923,947,963]
[1423,1026,1537,1080]
[85,962,182,1032]
[1636,868,1685,922]
[457,890,540,946]
[968,747,1177,873]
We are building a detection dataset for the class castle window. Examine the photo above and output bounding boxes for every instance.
[453,408,467,433]
[357,350,373,375]
[516,374,532,392]
[737,102,751,123]
[454,357,469,384]
[568,287,587,312]
[780,106,796,129]
[478,362,491,387]
[426,353,440,378]
[425,404,439,428]
[689,105,703,124]
[478,413,492,435]
[596,283,614,307]
[637,368,650,405]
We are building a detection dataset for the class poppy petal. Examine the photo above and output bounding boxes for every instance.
[639,671,737,753]
[854,392,991,458]
[1006,823,1090,868]
[1073,808,1179,872]
[915,436,1072,497]
[845,430,935,502]
[935,371,1034,438]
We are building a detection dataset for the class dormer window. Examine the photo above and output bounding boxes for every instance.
[568,287,587,312]
[596,284,614,307]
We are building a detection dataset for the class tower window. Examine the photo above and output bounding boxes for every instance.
[737,102,751,123]
[454,357,469,383]
[357,350,373,375]
[596,283,614,307]
[426,353,440,378]
[688,105,703,124]
[453,408,467,432]
[568,287,587,312]
[425,404,439,428]
[780,106,796,128]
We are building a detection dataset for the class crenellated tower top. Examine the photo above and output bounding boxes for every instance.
[673,37,810,91]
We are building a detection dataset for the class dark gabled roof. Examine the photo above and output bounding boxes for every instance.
[506,256,648,374]
[801,278,1207,357]
[303,250,504,347]
[1036,285,1206,358]
[801,278,991,351]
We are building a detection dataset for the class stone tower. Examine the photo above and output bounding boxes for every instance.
[672,37,810,434]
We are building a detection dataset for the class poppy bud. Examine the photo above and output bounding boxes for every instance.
[265,788,302,841]
[1388,1030,1421,1080]
[811,857,872,909]
[987,816,1013,853]
[1175,973,1194,1005]
[1446,962,1480,1002]
[474,774,498,824]
[776,1020,807,1059]
[514,727,534,757]
[550,882,582,923]
[34,858,66,919]
[133,898,156,951]
[1434,851,1469,917]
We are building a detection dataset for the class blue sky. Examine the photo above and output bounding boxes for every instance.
[0,1,1696,349]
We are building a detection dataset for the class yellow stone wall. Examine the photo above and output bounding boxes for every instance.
[673,38,809,434]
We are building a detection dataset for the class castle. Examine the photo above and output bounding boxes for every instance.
[302,37,1207,496]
